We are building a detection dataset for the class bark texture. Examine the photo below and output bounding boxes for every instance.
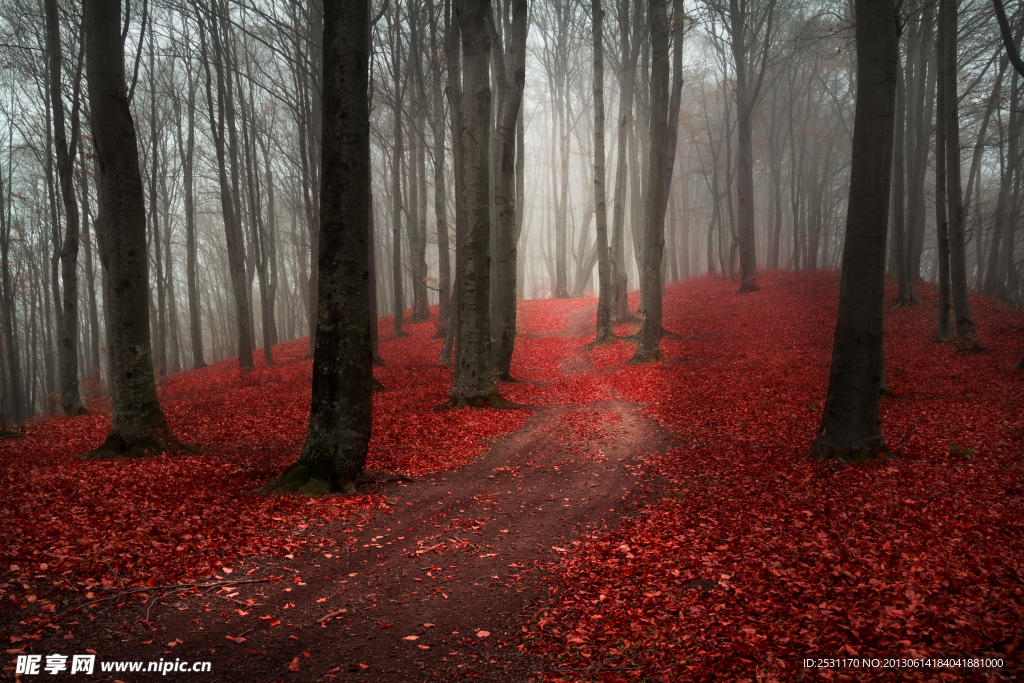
[629,0,669,363]
[443,0,506,408]
[81,0,174,458]
[491,0,528,378]
[809,0,897,462]
[264,0,371,495]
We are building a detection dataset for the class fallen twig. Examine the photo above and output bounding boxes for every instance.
[317,608,349,624]
[55,578,274,619]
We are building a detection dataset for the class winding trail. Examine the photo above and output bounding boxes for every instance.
[73,305,671,682]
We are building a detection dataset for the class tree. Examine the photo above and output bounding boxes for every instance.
[80,0,176,458]
[442,0,507,407]
[706,0,776,292]
[993,0,1024,78]
[490,0,529,379]
[940,0,976,348]
[591,0,614,346]
[44,0,88,416]
[264,0,371,494]
[809,0,898,462]
[630,0,670,363]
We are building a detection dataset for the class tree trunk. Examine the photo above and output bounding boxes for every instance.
[0,148,25,421]
[443,0,506,407]
[389,10,407,338]
[264,0,371,495]
[428,0,451,340]
[174,51,205,369]
[491,0,528,379]
[630,0,669,363]
[611,0,641,323]
[940,0,976,347]
[809,0,897,463]
[81,0,175,458]
[45,0,87,415]
[200,6,254,370]
[934,5,952,342]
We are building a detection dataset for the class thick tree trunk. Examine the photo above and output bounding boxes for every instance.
[810,0,897,463]
[81,0,175,458]
[443,0,506,407]
[630,0,669,363]
[264,0,371,495]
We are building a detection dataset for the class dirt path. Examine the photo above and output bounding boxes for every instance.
[34,307,670,682]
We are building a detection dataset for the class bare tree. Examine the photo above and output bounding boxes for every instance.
[490,0,528,379]
[264,0,372,494]
[80,0,176,458]
[810,0,898,462]
[44,0,87,415]
[591,0,613,345]
[443,0,506,407]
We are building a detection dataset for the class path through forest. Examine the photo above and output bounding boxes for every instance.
[60,305,671,683]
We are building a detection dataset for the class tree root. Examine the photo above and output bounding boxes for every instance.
[261,461,357,495]
[76,429,185,460]
[808,440,891,464]
[435,390,515,410]
[627,348,664,365]
[585,331,616,350]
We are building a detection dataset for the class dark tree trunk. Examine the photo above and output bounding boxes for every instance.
[264,0,371,495]
[598,0,610,352]
[491,0,528,378]
[940,0,976,347]
[389,8,407,339]
[45,0,87,416]
[1,149,25,421]
[80,0,175,458]
[443,0,506,407]
[427,0,451,341]
[78,138,102,393]
[809,0,897,463]
[200,5,254,370]
[611,0,641,323]
[630,0,669,363]
[173,46,205,369]
[935,8,952,342]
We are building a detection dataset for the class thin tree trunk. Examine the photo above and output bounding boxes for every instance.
[45,0,87,415]
[941,0,976,347]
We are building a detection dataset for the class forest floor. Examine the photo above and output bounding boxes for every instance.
[2,271,1023,683]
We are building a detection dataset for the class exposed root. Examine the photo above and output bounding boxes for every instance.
[261,461,357,495]
[77,430,183,460]
[585,331,616,350]
[808,439,891,464]
[628,348,664,365]
[435,390,515,410]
